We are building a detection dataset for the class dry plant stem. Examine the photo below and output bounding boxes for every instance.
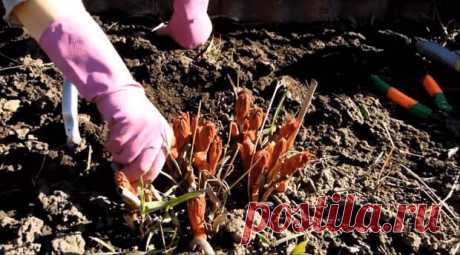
[252,81,283,153]
[204,178,228,204]
[442,174,459,204]
[85,145,93,171]
[145,231,154,251]
[160,170,179,184]
[376,123,395,190]
[291,80,318,142]
[189,101,202,168]
[0,62,53,72]
[373,151,385,165]
[159,221,166,250]
[88,236,116,253]
[106,21,118,31]
[0,51,20,64]
[226,73,239,98]
[120,188,141,209]
[421,188,457,230]
[400,165,458,228]
[216,123,235,179]
[261,184,277,202]
[274,232,307,246]
[33,154,47,187]
[193,238,216,255]
[151,22,166,32]
[222,147,240,180]
[452,243,460,255]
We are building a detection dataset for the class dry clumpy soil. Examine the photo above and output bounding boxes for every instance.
[0,14,459,254]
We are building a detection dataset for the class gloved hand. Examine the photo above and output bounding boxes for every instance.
[39,6,172,183]
[98,89,172,182]
[158,0,212,49]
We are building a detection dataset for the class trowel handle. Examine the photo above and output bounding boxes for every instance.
[62,79,82,146]
[415,39,460,72]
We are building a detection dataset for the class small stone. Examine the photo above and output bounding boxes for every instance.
[308,39,326,50]
[27,134,38,140]
[178,55,193,69]
[15,128,30,140]
[3,100,20,112]
[447,147,458,159]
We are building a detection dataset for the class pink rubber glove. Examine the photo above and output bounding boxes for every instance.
[39,7,172,183]
[158,0,212,49]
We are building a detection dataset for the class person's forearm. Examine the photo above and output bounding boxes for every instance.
[10,0,172,183]
[13,0,76,40]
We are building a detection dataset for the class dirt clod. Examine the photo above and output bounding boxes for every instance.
[0,243,42,255]
[2,99,20,112]
[17,217,49,245]
[51,233,86,255]
[222,209,246,244]
[38,190,88,228]
[0,216,51,254]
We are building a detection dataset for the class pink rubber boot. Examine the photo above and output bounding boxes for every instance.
[159,0,212,49]
[39,6,172,183]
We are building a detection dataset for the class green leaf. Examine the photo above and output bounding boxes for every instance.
[269,92,287,136]
[358,103,370,121]
[139,178,146,217]
[290,240,308,255]
[255,232,270,246]
[144,191,203,214]
[144,201,169,213]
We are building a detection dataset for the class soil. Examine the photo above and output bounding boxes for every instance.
[0,14,459,254]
